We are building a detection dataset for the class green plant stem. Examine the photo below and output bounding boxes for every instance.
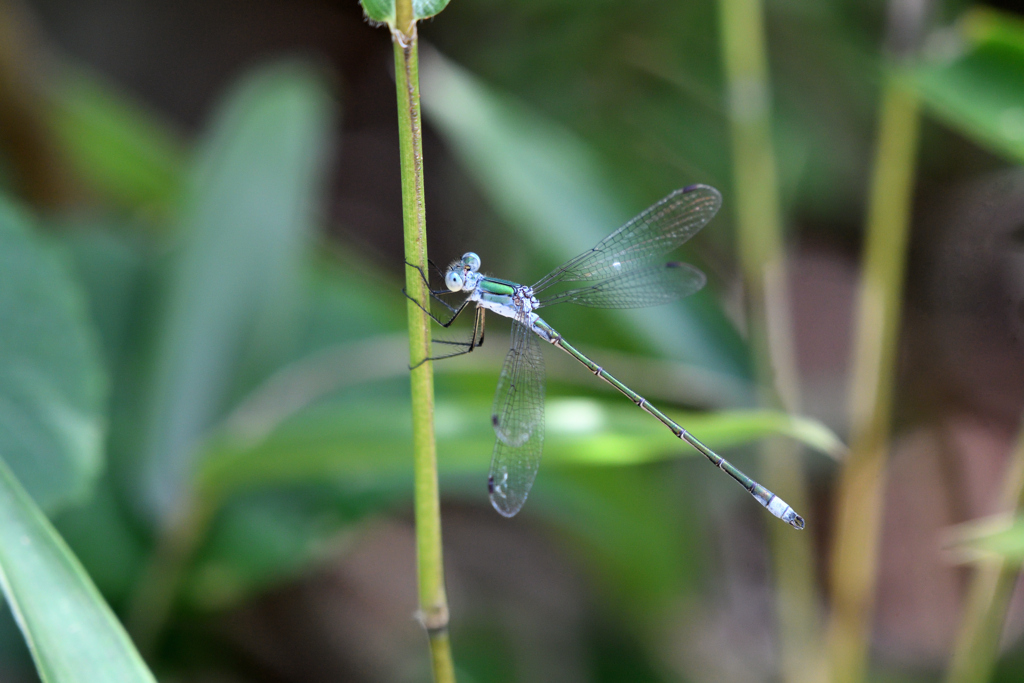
[717,0,823,681]
[826,72,919,683]
[126,497,214,655]
[945,426,1024,683]
[391,12,455,682]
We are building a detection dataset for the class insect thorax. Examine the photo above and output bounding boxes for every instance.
[512,285,539,312]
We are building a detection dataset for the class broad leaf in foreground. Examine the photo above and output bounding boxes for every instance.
[0,459,156,683]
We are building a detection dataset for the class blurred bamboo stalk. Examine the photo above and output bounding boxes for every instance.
[716,0,823,681]
[945,426,1024,683]
[825,73,919,683]
[391,2,455,680]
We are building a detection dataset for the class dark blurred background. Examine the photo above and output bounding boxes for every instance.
[3,0,1024,681]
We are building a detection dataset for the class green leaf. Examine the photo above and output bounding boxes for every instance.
[537,466,701,619]
[359,0,394,25]
[414,0,451,20]
[0,198,106,512]
[360,0,452,25]
[182,485,390,610]
[182,391,837,608]
[195,395,842,505]
[57,226,146,370]
[0,459,157,683]
[52,479,147,605]
[138,61,335,520]
[419,49,749,379]
[47,69,187,212]
[913,8,1024,164]
[946,513,1024,564]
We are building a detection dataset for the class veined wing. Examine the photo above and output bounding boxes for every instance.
[538,261,706,309]
[532,185,721,294]
[489,316,545,517]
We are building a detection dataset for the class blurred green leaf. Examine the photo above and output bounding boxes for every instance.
[0,198,106,512]
[947,513,1024,564]
[292,252,407,357]
[537,466,699,619]
[913,8,1024,164]
[52,479,147,605]
[360,0,452,25]
[57,225,147,369]
[138,61,334,520]
[426,1,881,230]
[181,484,392,610]
[195,394,841,504]
[0,459,156,683]
[419,49,749,379]
[47,70,187,212]
[186,386,839,614]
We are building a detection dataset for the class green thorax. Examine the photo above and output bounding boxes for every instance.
[478,276,521,296]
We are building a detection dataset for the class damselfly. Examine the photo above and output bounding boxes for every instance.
[407,185,804,529]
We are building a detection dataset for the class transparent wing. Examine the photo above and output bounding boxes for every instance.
[532,185,721,294]
[538,261,706,309]
[488,316,545,517]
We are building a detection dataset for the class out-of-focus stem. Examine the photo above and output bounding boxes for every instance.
[826,72,919,683]
[126,497,214,655]
[945,427,1024,683]
[391,5,455,681]
[717,0,822,681]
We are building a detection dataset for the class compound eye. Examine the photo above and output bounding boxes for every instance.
[462,252,481,272]
[445,270,464,292]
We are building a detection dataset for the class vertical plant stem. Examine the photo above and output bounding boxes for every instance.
[391,5,455,681]
[945,426,1024,683]
[717,1,822,681]
[825,72,919,683]
[126,498,215,656]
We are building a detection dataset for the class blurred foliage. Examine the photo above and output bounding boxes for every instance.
[47,69,186,214]
[135,61,334,522]
[425,0,879,231]
[914,8,1024,164]
[0,199,106,513]
[948,513,1024,565]
[0,0,1021,682]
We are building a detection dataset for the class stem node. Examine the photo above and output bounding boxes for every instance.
[417,603,451,633]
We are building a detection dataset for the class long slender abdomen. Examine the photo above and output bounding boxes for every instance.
[534,319,804,529]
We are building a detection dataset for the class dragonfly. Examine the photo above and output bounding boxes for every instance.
[407,184,804,529]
